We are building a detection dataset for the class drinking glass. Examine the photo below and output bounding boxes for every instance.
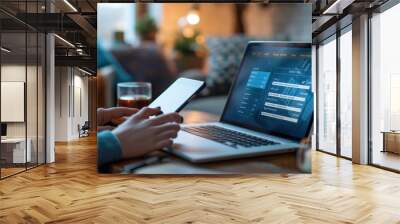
[117,82,152,109]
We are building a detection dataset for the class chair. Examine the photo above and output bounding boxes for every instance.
[78,121,90,138]
[97,44,176,108]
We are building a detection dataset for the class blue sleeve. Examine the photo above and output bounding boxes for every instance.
[97,131,123,173]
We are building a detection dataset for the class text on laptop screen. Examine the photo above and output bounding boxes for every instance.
[222,42,313,140]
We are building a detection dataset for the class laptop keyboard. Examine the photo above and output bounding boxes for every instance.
[182,125,279,148]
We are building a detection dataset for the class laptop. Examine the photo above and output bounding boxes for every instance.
[165,41,313,163]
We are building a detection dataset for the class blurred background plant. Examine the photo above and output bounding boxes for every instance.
[173,29,201,56]
[173,28,206,73]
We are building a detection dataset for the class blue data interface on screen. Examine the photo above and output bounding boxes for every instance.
[222,44,313,139]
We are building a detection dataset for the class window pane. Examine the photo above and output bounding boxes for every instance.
[318,38,337,154]
[98,3,137,48]
[340,30,352,158]
[371,3,400,171]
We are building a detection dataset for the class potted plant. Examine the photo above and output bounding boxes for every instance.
[173,29,205,73]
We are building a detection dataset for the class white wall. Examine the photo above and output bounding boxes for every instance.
[1,66,26,138]
[54,67,89,141]
[55,67,69,141]
[1,65,26,152]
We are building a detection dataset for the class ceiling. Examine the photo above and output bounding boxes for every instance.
[0,0,98,71]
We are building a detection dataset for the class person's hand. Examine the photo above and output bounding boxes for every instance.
[97,107,140,127]
[111,107,183,159]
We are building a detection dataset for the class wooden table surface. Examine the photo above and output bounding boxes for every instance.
[111,110,308,174]
[2,134,400,223]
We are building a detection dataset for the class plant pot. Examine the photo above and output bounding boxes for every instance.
[174,53,204,74]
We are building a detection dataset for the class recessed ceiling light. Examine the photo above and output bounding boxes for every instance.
[1,47,11,53]
[54,34,75,48]
[78,67,93,76]
[323,0,354,15]
[63,0,78,12]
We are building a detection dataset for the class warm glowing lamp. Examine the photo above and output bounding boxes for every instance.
[186,9,200,25]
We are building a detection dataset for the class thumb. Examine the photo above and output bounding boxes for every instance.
[129,107,162,123]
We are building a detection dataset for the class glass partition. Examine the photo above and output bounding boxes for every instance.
[0,1,46,179]
[27,31,38,169]
[1,30,28,177]
[38,32,46,165]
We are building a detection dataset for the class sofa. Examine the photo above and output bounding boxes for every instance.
[97,35,251,115]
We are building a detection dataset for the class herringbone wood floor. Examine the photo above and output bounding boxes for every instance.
[1,136,400,224]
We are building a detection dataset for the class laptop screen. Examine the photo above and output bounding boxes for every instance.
[1,123,7,137]
[221,42,313,141]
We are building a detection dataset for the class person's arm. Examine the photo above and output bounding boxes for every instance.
[97,131,123,173]
[97,107,182,173]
